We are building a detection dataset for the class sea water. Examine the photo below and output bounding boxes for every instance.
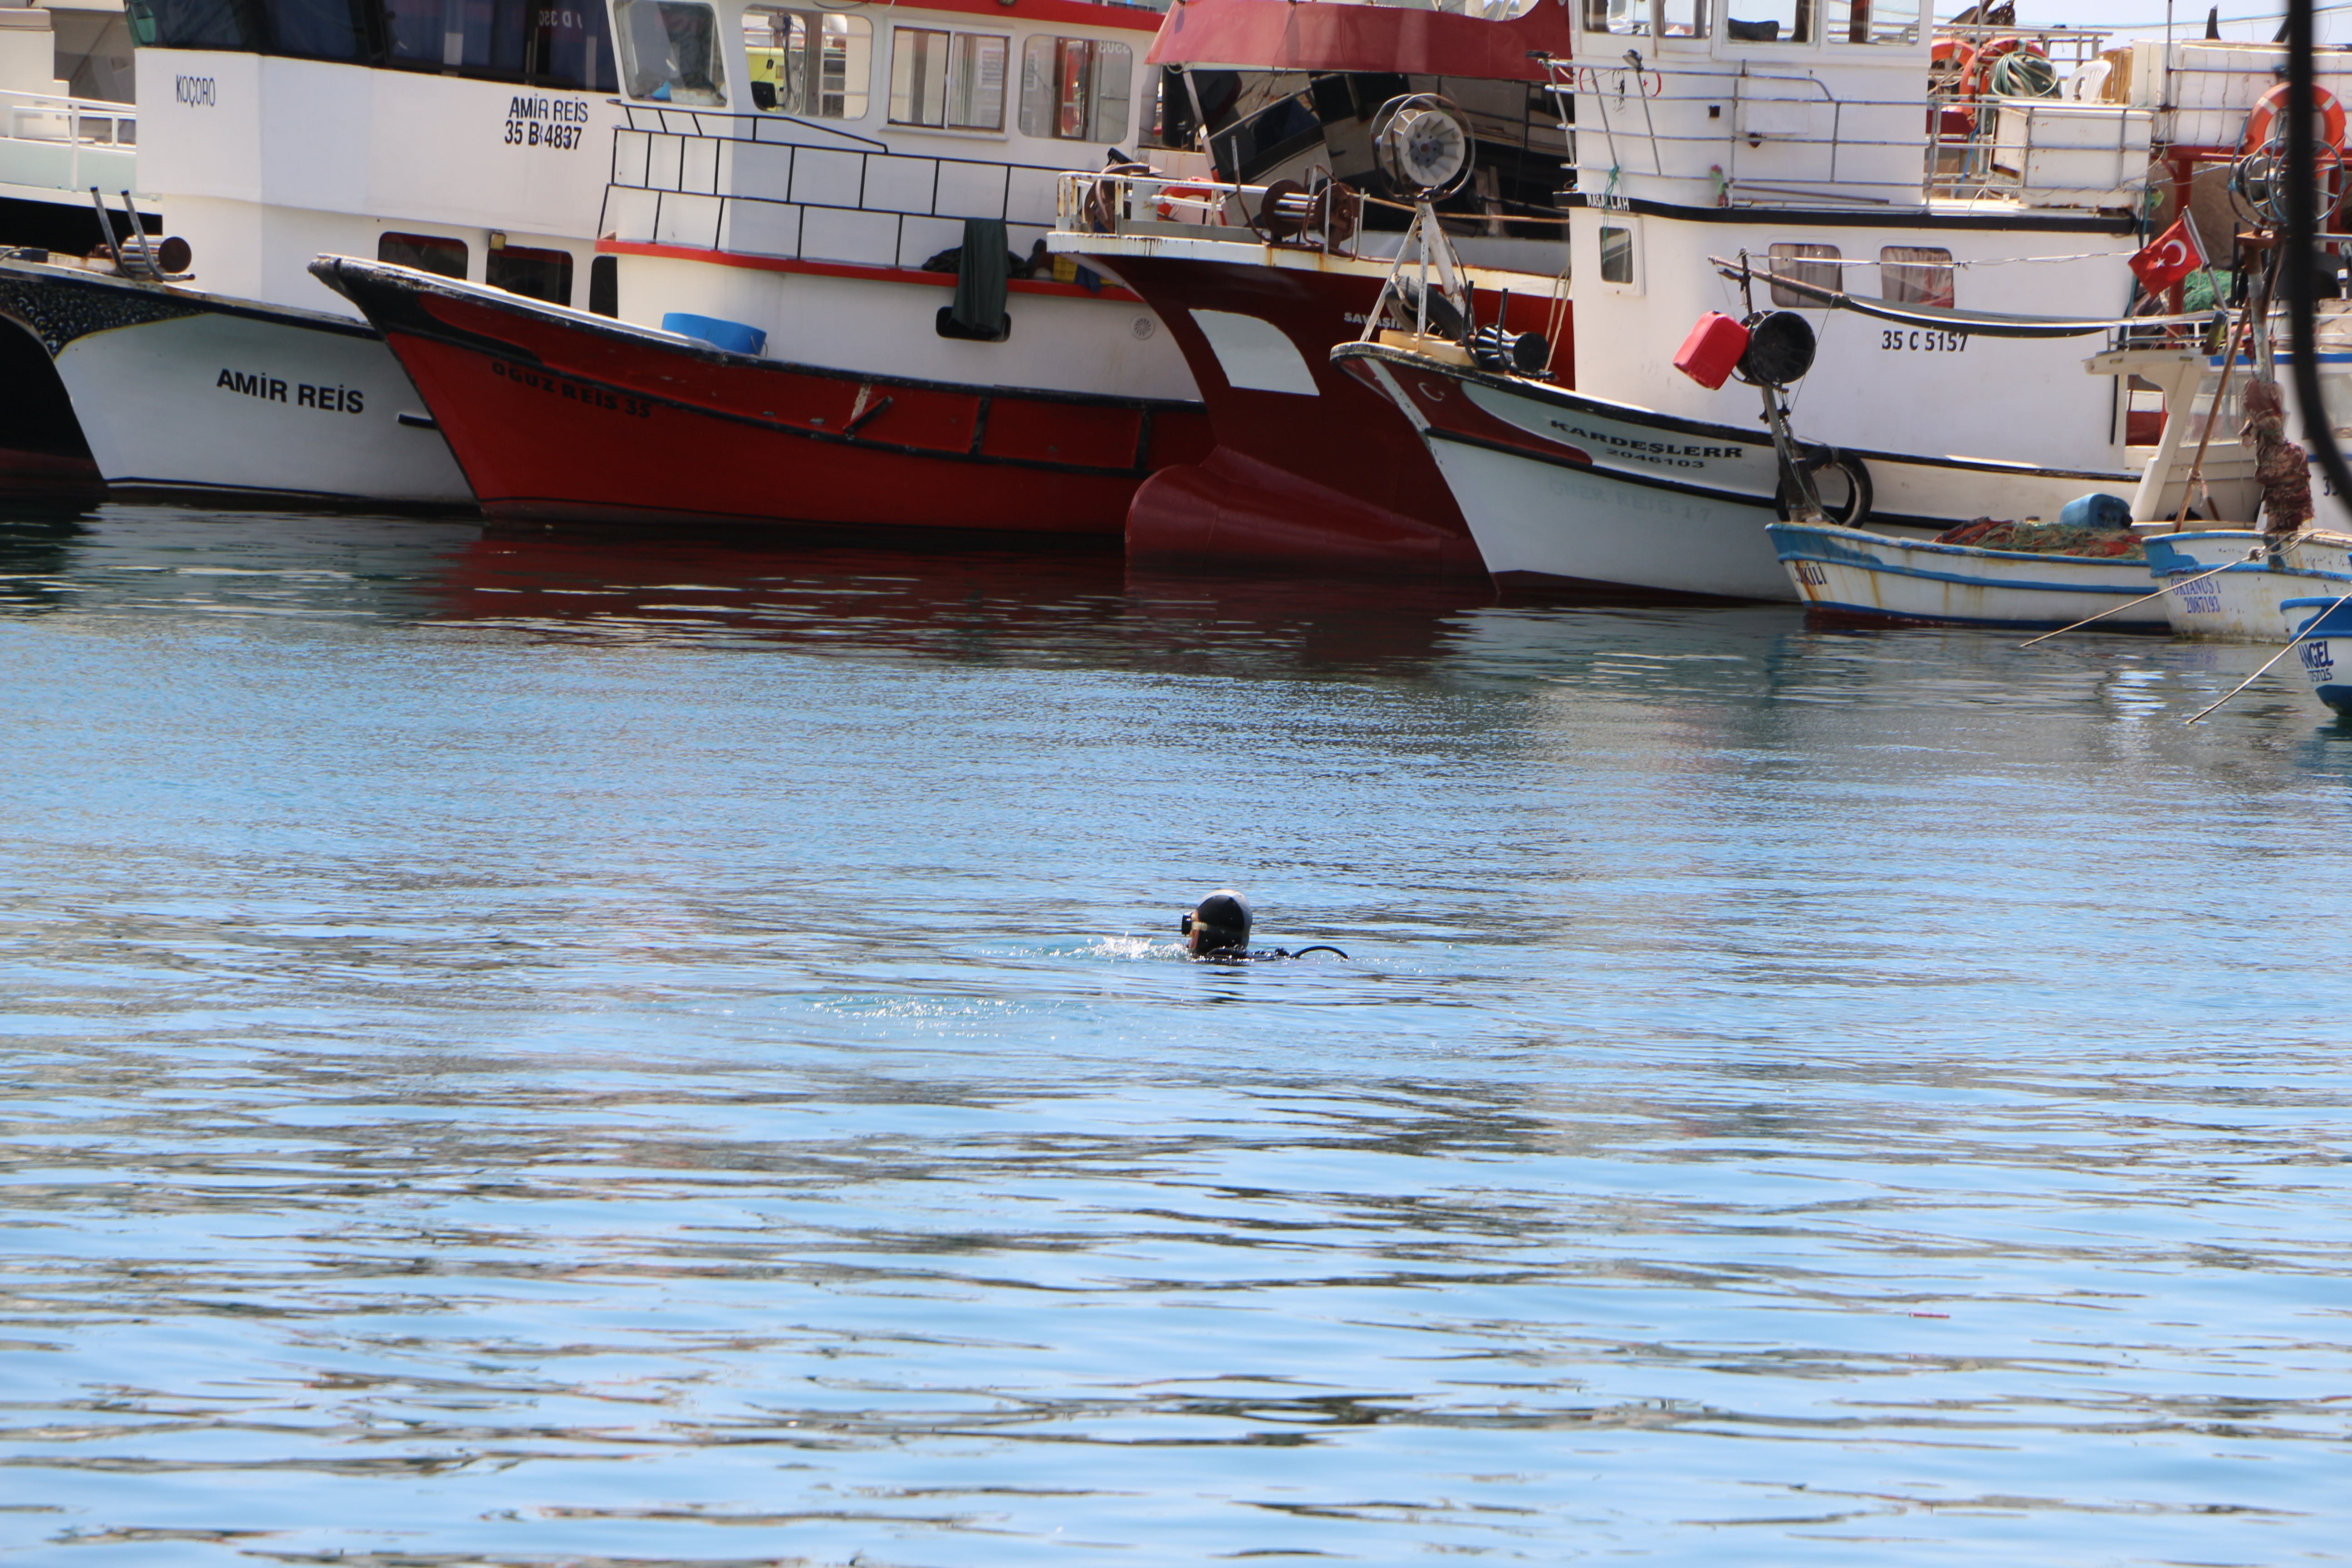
[1,506,2347,1566]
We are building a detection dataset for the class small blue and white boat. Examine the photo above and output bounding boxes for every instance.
[1767,519,2170,630]
[2144,529,2352,640]
[2285,595,2352,716]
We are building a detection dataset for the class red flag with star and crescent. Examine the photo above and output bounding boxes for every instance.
[2130,216,2208,294]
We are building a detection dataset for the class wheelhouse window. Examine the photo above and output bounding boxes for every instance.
[1583,0,1650,34]
[1598,225,1635,284]
[744,9,872,119]
[487,242,574,304]
[1660,0,1709,37]
[126,0,261,51]
[263,0,366,62]
[890,27,1007,132]
[1725,0,1813,43]
[380,232,469,280]
[616,0,725,106]
[1825,0,1914,44]
[1018,36,1132,143]
[375,0,617,88]
[130,0,614,85]
[1767,241,1839,305]
[1881,245,1954,308]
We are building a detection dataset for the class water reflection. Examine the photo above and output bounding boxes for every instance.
[2,507,2349,1565]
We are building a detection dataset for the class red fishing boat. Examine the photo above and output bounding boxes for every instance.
[316,0,1210,538]
[1050,0,1577,575]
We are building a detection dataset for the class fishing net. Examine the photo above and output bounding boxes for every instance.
[1933,519,2146,559]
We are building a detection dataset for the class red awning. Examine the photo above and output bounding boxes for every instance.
[1147,0,1575,83]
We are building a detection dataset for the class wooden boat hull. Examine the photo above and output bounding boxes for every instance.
[1769,522,2168,629]
[313,257,1211,537]
[2286,597,2352,716]
[2145,529,2352,641]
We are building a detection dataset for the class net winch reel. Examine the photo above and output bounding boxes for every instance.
[1355,95,1548,373]
[2230,134,2347,231]
[1370,94,1476,204]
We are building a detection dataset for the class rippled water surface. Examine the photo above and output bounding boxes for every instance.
[3,505,2350,1567]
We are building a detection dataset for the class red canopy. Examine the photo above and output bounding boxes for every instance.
[1147,0,1575,82]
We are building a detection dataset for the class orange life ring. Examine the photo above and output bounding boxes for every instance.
[2239,81,2348,156]
[1958,37,2045,102]
[1154,181,1226,225]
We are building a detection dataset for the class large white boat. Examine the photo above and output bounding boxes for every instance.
[1337,8,2352,601]
[0,0,627,504]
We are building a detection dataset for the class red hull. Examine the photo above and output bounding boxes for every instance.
[1089,252,1570,577]
[0,445,105,503]
[318,261,1210,537]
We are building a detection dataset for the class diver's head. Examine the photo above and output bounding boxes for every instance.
[1181,889,1252,955]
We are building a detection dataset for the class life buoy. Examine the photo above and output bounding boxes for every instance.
[2239,81,2348,156]
[1958,37,2047,103]
[1154,181,1225,225]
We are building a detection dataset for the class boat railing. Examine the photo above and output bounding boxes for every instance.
[1053,169,1373,257]
[0,86,137,200]
[603,106,1081,272]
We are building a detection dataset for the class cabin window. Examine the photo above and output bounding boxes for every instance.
[1825,0,1911,43]
[1767,241,1839,304]
[125,0,261,51]
[616,0,726,106]
[745,10,872,119]
[1881,245,1954,308]
[380,232,469,280]
[1598,225,1635,284]
[1725,0,1813,43]
[1582,0,1650,34]
[487,242,574,304]
[529,4,619,91]
[261,0,366,63]
[589,255,619,317]
[889,27,1007,132]
[1018,36,1133,143]
[1660,0,1709,38]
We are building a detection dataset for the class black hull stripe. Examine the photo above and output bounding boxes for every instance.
[1425,425,1973,534]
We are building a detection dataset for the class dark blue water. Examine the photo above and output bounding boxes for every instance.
[3,506,2348,1566]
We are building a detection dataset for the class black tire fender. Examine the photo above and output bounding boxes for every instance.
[1775,448,1872,528]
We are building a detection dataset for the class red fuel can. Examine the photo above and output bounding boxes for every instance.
[1673,311,1750,390]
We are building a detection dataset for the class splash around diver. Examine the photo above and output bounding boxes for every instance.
[1180,889,1348,962]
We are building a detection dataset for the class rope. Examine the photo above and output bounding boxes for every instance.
[2185,587,2352,723]
[2016,553,2259,648]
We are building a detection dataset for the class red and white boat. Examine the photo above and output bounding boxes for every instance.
[318,0,1214,537]
[1333,10,2352,601]
[1049,0,1577,575]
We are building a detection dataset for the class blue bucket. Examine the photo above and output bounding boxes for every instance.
[661,312,767,357]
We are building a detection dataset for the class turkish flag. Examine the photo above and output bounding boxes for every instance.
[2129,217,2207,293]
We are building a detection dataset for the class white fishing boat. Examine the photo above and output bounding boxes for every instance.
[2144,527,2352,638]
[1335,7,2352,601]
[0,0,628,504]
[1764,519,2166,628]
